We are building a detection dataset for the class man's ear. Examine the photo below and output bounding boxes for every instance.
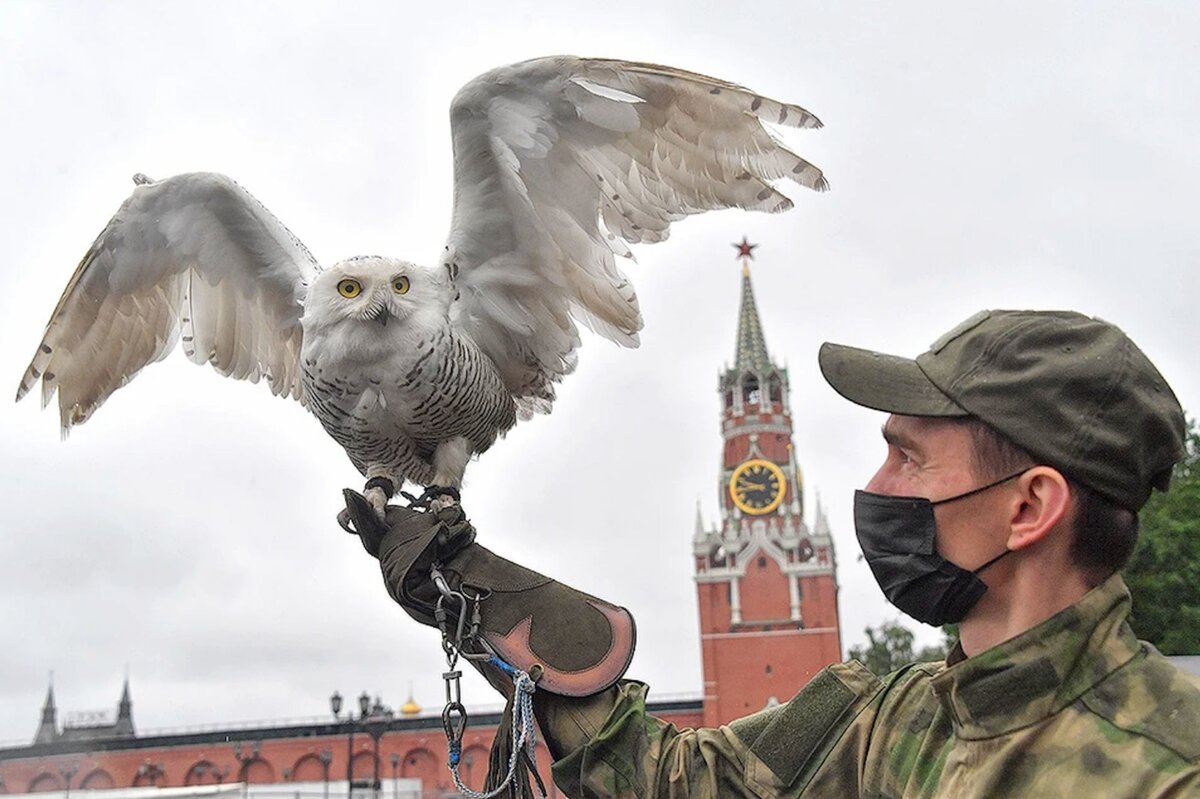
[1007,466,1071,551]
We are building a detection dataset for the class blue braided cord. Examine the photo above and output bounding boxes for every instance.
[487,655,517,675]
[448,741,461,767]
[447,668,542,799]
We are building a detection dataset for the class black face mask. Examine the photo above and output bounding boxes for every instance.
[853,470,1026,627]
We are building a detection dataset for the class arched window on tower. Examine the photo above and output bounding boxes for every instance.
[723,388,734,412]
[743,374,761,408]
[768,373,782,407]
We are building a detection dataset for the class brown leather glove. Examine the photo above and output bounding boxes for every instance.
[341,490,636,698]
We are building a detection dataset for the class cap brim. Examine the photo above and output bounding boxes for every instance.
[818,342,967,417]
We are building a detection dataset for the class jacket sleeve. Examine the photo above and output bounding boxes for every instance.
[1152,768,1200,799]
[547,663,883,798]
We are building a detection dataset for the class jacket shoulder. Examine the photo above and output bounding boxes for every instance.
[1083,644,1200,763]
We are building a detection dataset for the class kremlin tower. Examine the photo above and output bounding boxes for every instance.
[693,238,842,726]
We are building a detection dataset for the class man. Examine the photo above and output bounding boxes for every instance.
[354,309,1200,797]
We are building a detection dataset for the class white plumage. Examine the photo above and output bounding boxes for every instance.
[16,56,826,512]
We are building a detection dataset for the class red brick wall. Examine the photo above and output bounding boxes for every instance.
[738,554,791,623]
[0,705,705,798]
[701,625,841,726]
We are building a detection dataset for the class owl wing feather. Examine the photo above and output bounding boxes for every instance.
[16,172,318,433]
[442,55,826,417]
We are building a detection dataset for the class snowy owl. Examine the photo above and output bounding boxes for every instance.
[16,56,826,516]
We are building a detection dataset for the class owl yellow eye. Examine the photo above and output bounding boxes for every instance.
[337,279,362,298]
[392,276,410,294]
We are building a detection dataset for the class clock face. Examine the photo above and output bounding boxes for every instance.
[729,459,786,515]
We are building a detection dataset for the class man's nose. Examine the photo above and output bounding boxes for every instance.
[864,466,889,494]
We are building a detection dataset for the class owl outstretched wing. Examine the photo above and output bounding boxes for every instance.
[16,172,319,433]
[442,56,826,417]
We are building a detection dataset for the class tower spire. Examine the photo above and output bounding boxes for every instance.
[731,237,772,373]
[814,491,831,538]
[34,673,57,744]
[115,674,135,736]
[694,498,707,542]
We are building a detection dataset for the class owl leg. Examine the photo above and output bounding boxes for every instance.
[428,436,472,511]
[432,436,472,486]
[363,467,402,519]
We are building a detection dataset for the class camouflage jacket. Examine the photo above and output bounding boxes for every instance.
[550,575,1200,797]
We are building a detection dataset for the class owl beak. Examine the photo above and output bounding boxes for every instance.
[372,308,391,327]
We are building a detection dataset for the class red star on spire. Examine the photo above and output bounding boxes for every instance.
[733,236,758,260]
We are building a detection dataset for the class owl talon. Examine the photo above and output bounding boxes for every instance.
[403,485,460,512]
[364,486,389,520]
[429,491,459,512]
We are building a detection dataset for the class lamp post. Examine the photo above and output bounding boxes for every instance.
[318,750,333,799]
[388,754,399,799]
[233,741,260,799]
[58,761,78,799]
[331,691,393,799]
[136,762,164,788]
[361,698,393,799]
[331,691,362,798]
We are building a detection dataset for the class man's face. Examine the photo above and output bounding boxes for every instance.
[865,414,1014,570]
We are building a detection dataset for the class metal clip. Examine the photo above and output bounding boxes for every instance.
[468,592,483,641]
[457,589,496,660]
[432,564,470,666]
[431,565,453,600]
[443,669,462,705]
[441,669,467,745]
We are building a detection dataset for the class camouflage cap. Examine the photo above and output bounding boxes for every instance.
[819,310,1186,511]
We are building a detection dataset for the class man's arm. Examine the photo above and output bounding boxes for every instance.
[538,665,883,798]
[343,495,882,797]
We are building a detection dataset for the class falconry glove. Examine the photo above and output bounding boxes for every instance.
[340,490,636,698]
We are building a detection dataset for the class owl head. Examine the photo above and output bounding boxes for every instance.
[303,256,449,336]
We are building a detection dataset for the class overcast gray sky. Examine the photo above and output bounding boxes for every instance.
[1,1,1197,743]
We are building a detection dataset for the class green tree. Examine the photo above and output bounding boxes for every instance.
[849,621,955,675]
[1125,419,1200,654]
